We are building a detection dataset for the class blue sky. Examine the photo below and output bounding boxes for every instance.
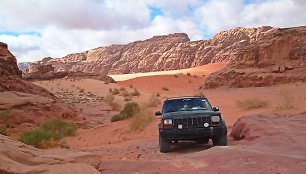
[0,0,305,62]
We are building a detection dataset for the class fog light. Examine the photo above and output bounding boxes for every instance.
[204,123,209,127]
[211,116,221,122]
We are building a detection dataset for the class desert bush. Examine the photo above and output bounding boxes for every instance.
[187,72,191,76]
[19,119,77,149]
[104,94,115,104]
[236,97,270,110]
[110,113,126,122]
[129,84,133,88]
[104,94,121,111]
[161,86,169,91]
[121,90,130,97]
[188,80,192,84]
[120,87,125,91]
[174,74,178,78]
[194,91,206,98]
[111,102,140,122]
[0,128,8,136]
[0,109,13,128]
[277,88,295,109]
[79,88,85,93]
[146,94,161,107]
[124,96,132,102]
[111,88,120,95]
[130,88,140,96]
[194,75,198,78]
[129,108,153,131]
[156,93,160,97]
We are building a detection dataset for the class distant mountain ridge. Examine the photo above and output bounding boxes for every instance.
[24,26,275,77]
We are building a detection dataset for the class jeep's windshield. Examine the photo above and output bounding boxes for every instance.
[162,98,212,114]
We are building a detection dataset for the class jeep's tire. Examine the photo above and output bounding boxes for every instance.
[159,135,170,153]
[212,135,227,146]
[195,138,209,144]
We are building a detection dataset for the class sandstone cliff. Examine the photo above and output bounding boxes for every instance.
[25,27,274,77]
[0,42,77,126]
[204,26,306,88]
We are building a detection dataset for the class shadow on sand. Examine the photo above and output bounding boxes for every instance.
[169,141,213,154]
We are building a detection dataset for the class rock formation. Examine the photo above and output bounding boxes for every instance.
[24,26,274,77]
[204,26,306,88]
[0,135,101,174]
[0,42,77,126]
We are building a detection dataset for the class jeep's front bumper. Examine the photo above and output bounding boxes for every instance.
[159,125,227,141]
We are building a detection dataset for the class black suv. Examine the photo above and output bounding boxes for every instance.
[155,96,227,153]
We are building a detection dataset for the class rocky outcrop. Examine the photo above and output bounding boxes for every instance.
[0,135,101,174]
[0,42,77,126]
[25,27,274,77]
[231,112,306,160]
[0,42,22,77]
[204,26,306,88]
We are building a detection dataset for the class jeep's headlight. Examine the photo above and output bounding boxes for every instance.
[211,116,221,122]
[163,119,173,125]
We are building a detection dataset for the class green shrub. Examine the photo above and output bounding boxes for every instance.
[161,86,169,91]
[0,128,9,136]
[19,119,77,149]
[41,119,77,137]
[236,97,270,110]
[122,102,140,118]
[146,94,161,107]
[111,102,140,122]
[111,114,126,122]
[130,88,140,96]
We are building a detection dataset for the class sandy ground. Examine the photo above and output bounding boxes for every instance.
[31,62,306,173]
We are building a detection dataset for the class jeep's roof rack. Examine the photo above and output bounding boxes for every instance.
[165,96,207,100]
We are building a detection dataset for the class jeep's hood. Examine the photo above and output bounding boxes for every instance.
[162,110,220,118]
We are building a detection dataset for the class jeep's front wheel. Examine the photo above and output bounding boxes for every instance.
[212,135,227,146]
[159,135,170,153]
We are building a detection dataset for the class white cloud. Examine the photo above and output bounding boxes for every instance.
[0,0,305,63]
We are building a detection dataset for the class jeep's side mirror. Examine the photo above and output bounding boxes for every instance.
[213,107,219,111]
[155,111,162,116]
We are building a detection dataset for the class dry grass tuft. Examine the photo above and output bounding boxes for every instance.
[146,94,161,107]
[236,97,270,110]
[277,88,295,109]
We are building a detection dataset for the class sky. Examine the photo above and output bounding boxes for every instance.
[0,0,305,63]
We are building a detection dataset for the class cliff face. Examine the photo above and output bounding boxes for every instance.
[24,26,274,77]
[0,42,22,77]
[0,42,77,125]
[203,26,306,88]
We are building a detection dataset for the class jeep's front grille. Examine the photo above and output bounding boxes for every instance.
[173,116,211,128]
